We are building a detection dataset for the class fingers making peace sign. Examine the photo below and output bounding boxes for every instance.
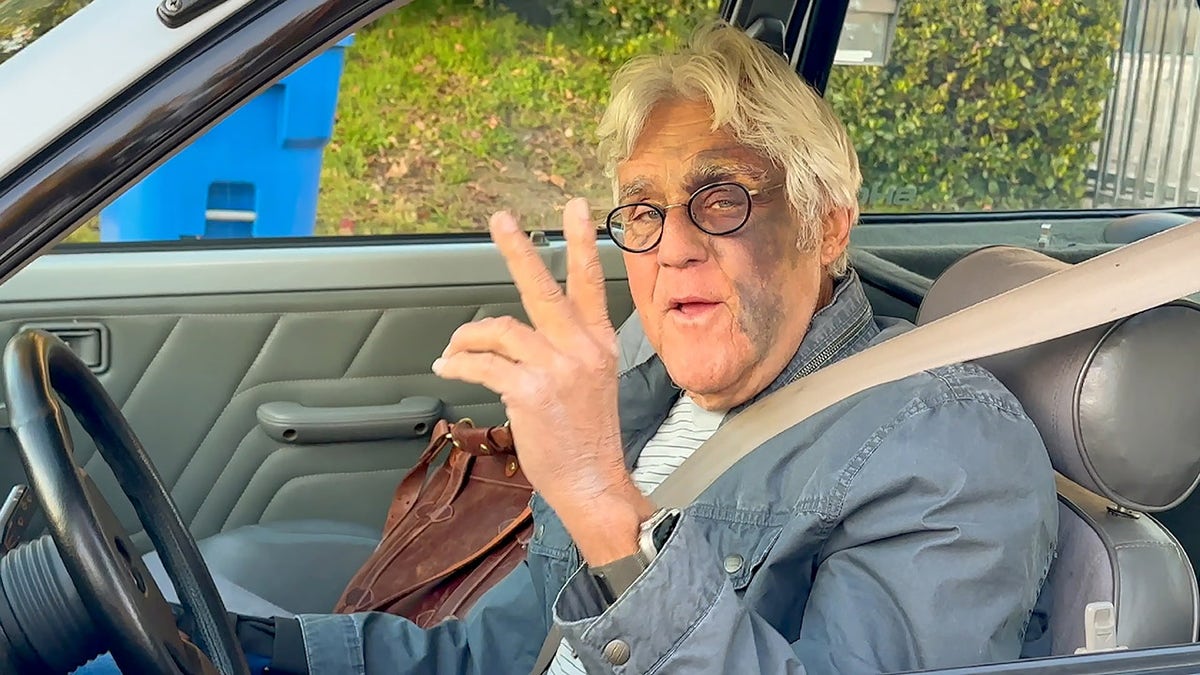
[433,199,651,555]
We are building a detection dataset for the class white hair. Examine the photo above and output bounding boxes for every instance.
[597,20,862,275]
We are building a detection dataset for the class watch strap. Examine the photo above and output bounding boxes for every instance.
[589,554,648,605]
[587,507,680,603]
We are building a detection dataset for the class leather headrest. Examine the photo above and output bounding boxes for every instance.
[916,245,1200,512]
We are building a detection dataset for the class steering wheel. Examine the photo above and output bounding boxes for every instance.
[1,330,250,675]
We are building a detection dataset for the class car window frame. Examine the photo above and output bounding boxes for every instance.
[0,0,257,179]
[34,0,1199,253]
[0,0,402,285]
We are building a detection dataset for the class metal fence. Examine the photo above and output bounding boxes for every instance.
[1089,0,1200,208]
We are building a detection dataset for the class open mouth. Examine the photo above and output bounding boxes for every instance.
[669,300,721,317]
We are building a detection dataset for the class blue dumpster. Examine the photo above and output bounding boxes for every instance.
[99,36,354,241]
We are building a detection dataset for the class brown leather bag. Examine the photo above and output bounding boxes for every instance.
[332,418,534,627]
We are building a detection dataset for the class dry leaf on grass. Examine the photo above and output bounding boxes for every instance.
[385,159,410,179]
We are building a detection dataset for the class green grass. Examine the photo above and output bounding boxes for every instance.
[313,0,716,236]
[62,0,719,243]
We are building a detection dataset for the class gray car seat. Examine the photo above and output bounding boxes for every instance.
[145,518,382,616]
[917,244,1200,654]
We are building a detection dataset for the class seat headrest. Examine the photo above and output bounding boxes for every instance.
[616,311,657,374]
[917,245,1200,512]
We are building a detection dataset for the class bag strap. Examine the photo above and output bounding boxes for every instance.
[383,421,455,535]
[383,418,516,536]
[531,219,1200,673]
[450,418,517,457]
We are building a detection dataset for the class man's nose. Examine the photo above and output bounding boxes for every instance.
[655,204,709,267]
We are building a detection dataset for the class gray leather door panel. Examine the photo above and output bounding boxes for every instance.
[0,241,634,552]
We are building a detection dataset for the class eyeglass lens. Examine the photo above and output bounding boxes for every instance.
[608,183,752,252]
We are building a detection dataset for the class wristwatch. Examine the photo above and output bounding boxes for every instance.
[588,507,681,604]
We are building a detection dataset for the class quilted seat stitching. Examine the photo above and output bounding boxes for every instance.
[341,309,388,378]
[65,302,526,321]
[80,316,182,473]
[230,314,285,397]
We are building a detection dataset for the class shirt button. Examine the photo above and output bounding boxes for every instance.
[723,554,745,574]
[603,639,631,665]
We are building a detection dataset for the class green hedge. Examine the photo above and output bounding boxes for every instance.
[0,0,91,66]
[506,0,721,64]
[521,0,1124,212]
[825,0,1124,212]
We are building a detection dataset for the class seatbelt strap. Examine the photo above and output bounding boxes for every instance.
[532,218,1200,674]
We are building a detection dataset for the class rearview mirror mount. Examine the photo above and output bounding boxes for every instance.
[834,0,901,67]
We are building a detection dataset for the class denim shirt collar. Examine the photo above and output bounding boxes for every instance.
[728,268,877,415]
[616,269,879,466]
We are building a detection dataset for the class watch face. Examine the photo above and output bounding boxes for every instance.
[651,510,681,550]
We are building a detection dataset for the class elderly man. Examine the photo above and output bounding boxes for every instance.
[79,18,1057,675]
[263,20,1056,675]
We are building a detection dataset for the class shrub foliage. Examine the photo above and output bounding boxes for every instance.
[826,0,1124,211]
[535,0,1124,211]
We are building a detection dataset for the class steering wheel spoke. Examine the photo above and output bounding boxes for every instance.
[1,329,249,675]
[78,471,191,660]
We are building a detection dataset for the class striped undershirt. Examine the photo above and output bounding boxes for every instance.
[546,393,726,674]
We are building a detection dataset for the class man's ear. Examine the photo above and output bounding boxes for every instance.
[819,207,853,267]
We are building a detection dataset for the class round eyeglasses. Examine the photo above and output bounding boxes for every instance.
[605,182,781,253]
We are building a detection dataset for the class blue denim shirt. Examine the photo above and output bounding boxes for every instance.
[296,270,1059,674]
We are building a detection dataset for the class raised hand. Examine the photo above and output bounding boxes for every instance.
[433,198,653,565]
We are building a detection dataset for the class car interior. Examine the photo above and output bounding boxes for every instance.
[1,0,1200,673]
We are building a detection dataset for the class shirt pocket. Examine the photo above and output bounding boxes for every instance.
[688,504,788,590]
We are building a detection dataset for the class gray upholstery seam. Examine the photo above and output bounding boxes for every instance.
[446,401,504,409]
[201,424,265,535]
[174,372,458,505]
[164,315,281,495]
[1113,541,1181,550]
[116,315,185,408]
[341,309,388,377]
[30,303,525,321]
[82,316,184,475]
[231,314,284,397]
[251,467,409,528]
[104,301,508,535]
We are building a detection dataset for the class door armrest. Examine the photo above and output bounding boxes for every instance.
[256,396,443,444]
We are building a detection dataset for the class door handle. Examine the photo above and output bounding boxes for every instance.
[19,321,110,373]
[256,396,445,444]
